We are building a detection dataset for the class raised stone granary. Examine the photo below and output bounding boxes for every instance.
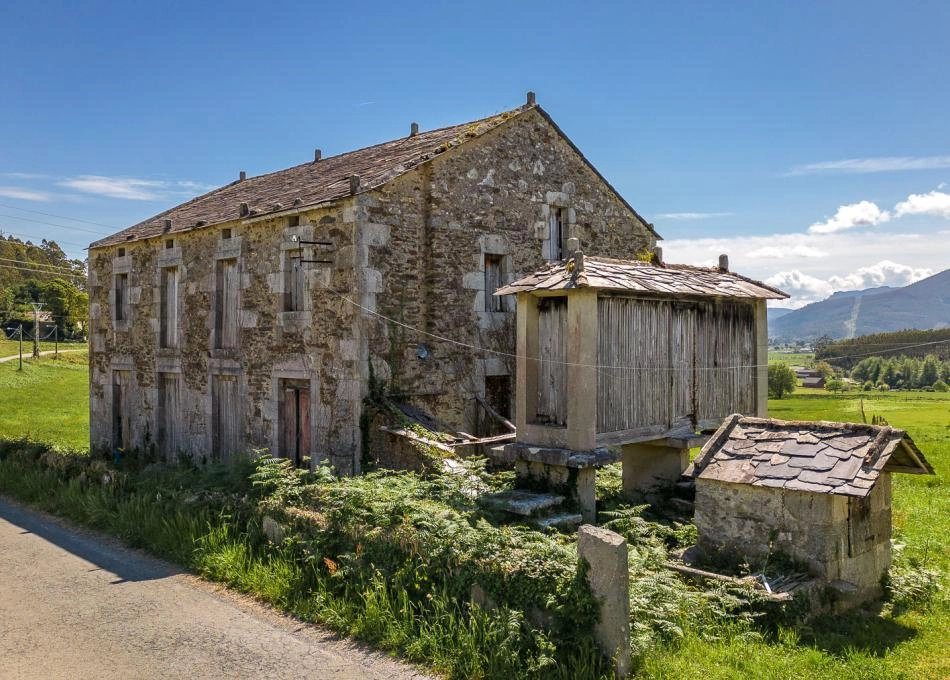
[690,414,934,606]
[492,253,787,520]
[86,94,659,473]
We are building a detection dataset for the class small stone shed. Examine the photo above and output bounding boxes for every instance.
[690,414,934,604]
[492,249,787,520]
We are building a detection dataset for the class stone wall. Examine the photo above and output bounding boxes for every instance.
[89,106,656,474]
[694,475,892,600]
[361,107,656,438]
[88,201,364,473]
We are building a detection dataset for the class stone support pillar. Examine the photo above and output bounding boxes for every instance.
[621,443,689,499]
[567,288,598,451]
[754,298,768,417]
[578,524,630,678]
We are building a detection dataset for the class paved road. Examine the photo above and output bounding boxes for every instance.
[0,498,430,679]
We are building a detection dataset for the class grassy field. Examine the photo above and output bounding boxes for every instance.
[0,338,87,358]
[646,389,950,679]
[768,350,815,366]
[0,352,89,450]
[0,355,947,678]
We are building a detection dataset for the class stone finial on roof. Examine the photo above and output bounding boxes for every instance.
[719,254,729,272]
[239,170,247,182]
[653,246,663,264]
[314,149,322,162]
[526,91,536,106]
[239,202,249,217]
[349,174,361,195]
[162,219,172,232]
[410,122,419,137]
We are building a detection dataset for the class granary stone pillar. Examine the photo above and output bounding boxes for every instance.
[621,442,690,498]
[567,288,598,451]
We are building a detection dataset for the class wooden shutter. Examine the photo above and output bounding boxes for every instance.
[212,375,239,462]
[215,259,239,349]
[484,255,504,312]
[161,267,178,348]
[536,297,568,426]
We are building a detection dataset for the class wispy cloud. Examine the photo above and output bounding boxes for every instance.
[787,155,950,176]
[894,190,950,219]
[57,175,216,201]
[0,186,52,202]
[654,211,734,220]
[827,260,933,291]
[808,200,890,234]
[0,172,52,180]
[747,244,828,259]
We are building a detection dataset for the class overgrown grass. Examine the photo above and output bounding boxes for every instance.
[0,356,946,678]
[636,391,950,678]
[0,352,89,449]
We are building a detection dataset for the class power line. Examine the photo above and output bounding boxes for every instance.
[0,257,82,275]
[0,202,119,231]
[330,289,950,373]
[0,213,111,237]
[0,262,84,280]
[0,229,91,251]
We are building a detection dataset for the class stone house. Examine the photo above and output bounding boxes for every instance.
[86,94,658,473]
[690,414,934,605]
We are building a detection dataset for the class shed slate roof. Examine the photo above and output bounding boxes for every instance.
[90,102,658,250]
[494,256,788,300]
[690,414,934,497]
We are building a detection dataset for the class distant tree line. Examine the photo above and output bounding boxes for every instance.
[849,354,949,391]
[815,328,950,369]
[0,234,87,338]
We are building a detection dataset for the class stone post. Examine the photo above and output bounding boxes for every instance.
[578,524,630,678]
[621,442,689,499]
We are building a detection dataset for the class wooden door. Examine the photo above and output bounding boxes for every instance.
[279,380,310,467]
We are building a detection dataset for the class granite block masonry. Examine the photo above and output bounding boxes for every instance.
[86,95,657,473]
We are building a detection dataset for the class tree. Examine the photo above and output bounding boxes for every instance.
[934,380,948,393]
[826,378,845,393]
[768,363,797,399]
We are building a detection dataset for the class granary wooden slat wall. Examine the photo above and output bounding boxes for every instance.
[596,296,757,434]
[536,297,568,426]
[694,300,756,423]
[597,297,670,433]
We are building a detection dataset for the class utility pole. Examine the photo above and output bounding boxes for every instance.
[18,323,23,371]
[29,301,44,359]
[54,324,59,358]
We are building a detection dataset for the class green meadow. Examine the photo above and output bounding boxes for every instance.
[0,355,947,678]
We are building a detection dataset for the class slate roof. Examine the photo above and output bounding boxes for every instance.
[690,414,934,497]
[90,102,659,250]
[91,107,531,249]
[494,256,788,300]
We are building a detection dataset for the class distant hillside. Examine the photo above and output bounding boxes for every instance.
[769,268,950,342]
[767,307,794,321]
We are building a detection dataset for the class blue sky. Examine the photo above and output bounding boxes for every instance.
[1,1,949,306]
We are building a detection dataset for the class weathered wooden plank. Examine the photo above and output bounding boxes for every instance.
[536,297,568,426]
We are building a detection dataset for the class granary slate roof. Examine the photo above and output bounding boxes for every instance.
[690,414,934,497]
[89,101,658,250]
[494,256,788,300]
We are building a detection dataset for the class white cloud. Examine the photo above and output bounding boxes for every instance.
[788,155,950,175]
[59,175,166,200]
[654,211,734,220]
[56,175,215,201]
[764,270,834,306]
[747,244,828,259]
[894,190,950,219]
[827,260,933,291]
[0,186,51,201]
[808,201,890,234]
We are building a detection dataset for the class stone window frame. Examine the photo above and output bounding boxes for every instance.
[278,221,314,327]
[111,252,132,332]
[210,233,243,354]
[539,188,577,262]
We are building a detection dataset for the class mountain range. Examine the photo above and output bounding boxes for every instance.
[768,268,950,342]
